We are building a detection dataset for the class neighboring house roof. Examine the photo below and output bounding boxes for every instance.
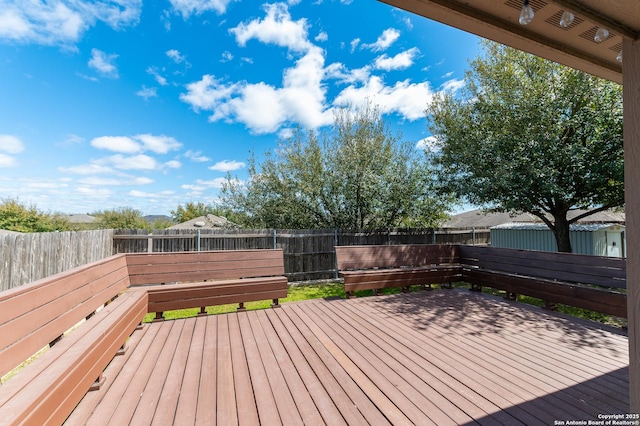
[443,209,625,228]
[168,214,238,230]
[491,222,624,232]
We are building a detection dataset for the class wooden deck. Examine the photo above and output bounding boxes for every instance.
[66,289,629,425]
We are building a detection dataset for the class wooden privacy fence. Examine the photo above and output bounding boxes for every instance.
[113,228,489,282]
[0,229,114,291]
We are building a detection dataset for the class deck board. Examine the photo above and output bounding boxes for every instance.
[67,289,629,425]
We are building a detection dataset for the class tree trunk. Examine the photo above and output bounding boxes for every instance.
[552,215,572,253]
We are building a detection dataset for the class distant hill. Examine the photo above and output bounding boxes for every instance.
[144,215,174,224]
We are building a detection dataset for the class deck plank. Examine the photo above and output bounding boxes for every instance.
[254,309,325,425]
[129,319,186,425]
[236,311,281,424]
[215,314,238,425]
[151,317,196,426]
[195,315,217,426]
[174,315,207,426]
[67,289,629,425]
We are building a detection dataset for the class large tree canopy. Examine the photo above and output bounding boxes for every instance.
[221,103,450,229]
[427,41,623,252]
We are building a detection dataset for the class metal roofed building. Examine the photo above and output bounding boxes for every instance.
[491,222,626,257]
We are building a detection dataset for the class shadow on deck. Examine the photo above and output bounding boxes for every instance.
[66,289,629,425]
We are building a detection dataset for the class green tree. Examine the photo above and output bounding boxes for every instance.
[0,198,70,232]
[426,41,623,252]
[171,202,215,223]
[93,207,149,230]
[221,103,450,229]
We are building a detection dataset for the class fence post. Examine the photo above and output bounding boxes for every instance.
[147,233,153,253]
[197,230,201,252]
[273,229,277,249]
[472,227,476,245]
[334,229,339,279]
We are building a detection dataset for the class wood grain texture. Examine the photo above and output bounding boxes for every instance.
[623,37,640,414]
[69,290,629,424]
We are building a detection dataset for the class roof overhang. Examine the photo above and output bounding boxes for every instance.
[381,0,640,84]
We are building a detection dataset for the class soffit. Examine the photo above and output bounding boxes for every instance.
[382,0,640,84]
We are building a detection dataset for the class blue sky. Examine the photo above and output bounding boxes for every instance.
[0,0,481,216]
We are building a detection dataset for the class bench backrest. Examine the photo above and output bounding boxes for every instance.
[458,245,626,290]
[335,244,459,270]
[126,249,286,286]
[0,254,130,378]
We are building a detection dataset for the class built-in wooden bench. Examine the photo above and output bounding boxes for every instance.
[459,245,627,318]
[335,244,462,298]
[336,244,627,318]
[126,249,288,320]
[0,248,288,425]
[0,255,148,426]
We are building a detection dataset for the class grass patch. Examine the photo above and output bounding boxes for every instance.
[144,281,627,329]
[144,282,347,322]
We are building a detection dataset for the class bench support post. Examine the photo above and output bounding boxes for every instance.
[89,373,106,392]
[237,302,246,312]
[470,283,482,292]
[271,298,281,308]
[504,292,518,301]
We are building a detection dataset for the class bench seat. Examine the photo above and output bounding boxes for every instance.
[341,265,462,293]
[0,289,147,426]
[336,244,627,318]
[142,276,288,316]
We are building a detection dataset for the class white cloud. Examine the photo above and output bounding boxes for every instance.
[442,71,454,78]
[169,0,234,19]
[91,136,140,153]
[209,160,245,172]
[374,48,419,71]
[0,1,141,47]
[0,154,17,167]
[230,3,311,52]
[333,76,434,121]
[147,67,168,86]
[350,38,360,53]
[60,134,85,146]
[315,31,328,42]
[362,28,400,52]
[76,187,113,197]
[326,63,371,84]
[101,154,158,170]
[166,49,189,66]
[185,150,211,162]
[0,135,23,167]
[440,78,465,93]
[416,136,438,151]
[221,51,233,62]
[88,49,119,78]
[79,176,154,186]
[59,164,114,175]
[0,134,25,153]
[135,134,182,154]
[183,178,227,190]
[182,46,332,134]
[90,134,182,154]
[130,189,175,198]
[164,160,182,169]
[136,86,157,100]
[180,74,237,111]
